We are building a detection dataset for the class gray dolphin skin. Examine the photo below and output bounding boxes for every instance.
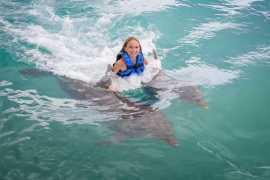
[20,68,177,146]
[57,75,177,146]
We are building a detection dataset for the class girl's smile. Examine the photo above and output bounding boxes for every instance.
[125,39,140,61]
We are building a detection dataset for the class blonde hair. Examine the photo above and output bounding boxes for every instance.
[120,36,142,53]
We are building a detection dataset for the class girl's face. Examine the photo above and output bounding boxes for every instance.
[124,39,140,59]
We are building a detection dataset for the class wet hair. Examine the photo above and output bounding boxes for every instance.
[120,36,142,53]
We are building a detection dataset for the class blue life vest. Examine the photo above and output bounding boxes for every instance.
[114,51,145,77]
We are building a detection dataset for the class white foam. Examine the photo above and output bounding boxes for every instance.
[99,0,182,16]
[18,23,159,86]
[2,0,172,92]
[225,0,262,9]
[109,58,162,92]
[165,61,240,87]
[152,90,178,109]
[2,0,161,88]
[0,80,13,87]
[181,21,242,46]
[1,87,113,125]
[200,4,239,16]
[261,11,270,20]
[202,0,263,16]
[226,46,270,66]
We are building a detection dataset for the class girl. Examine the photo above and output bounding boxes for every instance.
[112,37,148,77]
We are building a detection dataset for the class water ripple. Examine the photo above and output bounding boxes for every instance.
[201,0,264,16]
[180,21,242,46]
[1,87,116,125]
[0,80,13,87]
[165,63,240,87]
[226,46,270,67]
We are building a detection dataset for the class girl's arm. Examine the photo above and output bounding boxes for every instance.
[144,57,148,65]
[112,59,125,73]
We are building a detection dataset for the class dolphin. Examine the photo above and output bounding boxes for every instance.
[20,68,177,146]
[57,75,177,146]
[19,49,207,146]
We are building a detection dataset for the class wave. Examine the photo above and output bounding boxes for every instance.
[180,21,242,46]
[226,46,270,67]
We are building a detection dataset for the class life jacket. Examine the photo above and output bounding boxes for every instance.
[114,51,145,77]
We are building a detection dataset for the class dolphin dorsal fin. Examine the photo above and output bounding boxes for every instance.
[152,49,158,60]
[106,64,113,74]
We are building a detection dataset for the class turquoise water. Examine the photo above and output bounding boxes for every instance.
[1,0,270,179]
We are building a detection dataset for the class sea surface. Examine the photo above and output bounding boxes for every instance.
[1,0,270,180]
